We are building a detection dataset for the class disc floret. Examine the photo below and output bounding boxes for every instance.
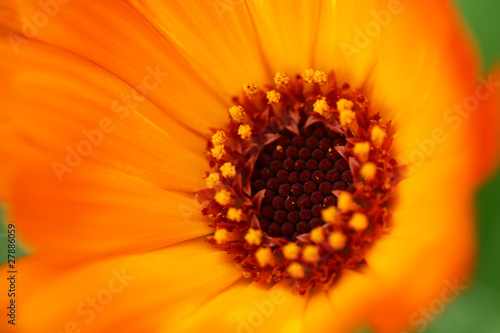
[200,70,399,294]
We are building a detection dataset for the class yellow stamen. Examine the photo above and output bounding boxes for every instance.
[205,172,221,189]
[238,124,252,140]
[211,145,225,160]
[227,207,243,222]
[229,105,246,123]
[274,72,290,88]
[360,162,377,181]
[337,99,356,127]
[245,228,263,246]
[353,142,371,163]
[313,70,328,85]
[242,82,258,96]
[310,227,325,244]
[276,145,283,152]
[287,262,305,278]
[303,245,320,263]
[282,242,301,260]
[302,68,315,83]
[220,162,236,178]
[267,90,281,104]
[211,130,227,147]
[349,212,368,231]
[313,97,331,118]
[337,98,354,111]
[339,109,356,127]
[328,231,347,250]
[371,125,387,149]
[338,192,356,212]
[255,247,274,267]
[321,206,339,224]
[214,228,229,244]
[214,189,231,206]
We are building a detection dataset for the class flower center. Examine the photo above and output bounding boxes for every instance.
[251,122,352,241]
[199,70,399,294]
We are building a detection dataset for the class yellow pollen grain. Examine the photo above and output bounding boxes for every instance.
[267,90,281,104]
[242,82,258,96]
[337,98,354,111]
[282,242,300,260]
[360,162,377,181]
[339,109,356,127]
[338,192,356,212]
[229,105,246,123]
[321,206,339,224]
[238,124,252,140]
[303,245,320,263]
[371,125,387,148]
[349,212,368,231]
[211,145,225,160]
[287,262,305,278]
[227,207,243,222]
[245,228,263,246]
[255,247,274,267]
[274,72,290,88]
[215,189,231,206]
[211,130,227,147]
[205,172,221,189]
[302,68,315,83]
[328,231,347,250]
[310,227,325,244]
[353,142,371,163]
[313,97,330,118]
[313,70,328,85]
[214,228,229,244]
[220,162,236,178]
[276,145,283,152]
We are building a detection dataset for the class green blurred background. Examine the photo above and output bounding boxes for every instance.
[0,1,499,332]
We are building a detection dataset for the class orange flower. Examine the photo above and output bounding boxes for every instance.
[0,1,499,333]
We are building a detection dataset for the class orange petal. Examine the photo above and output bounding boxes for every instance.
[167,281,307,333]
[245,1,321,72]
[348,7,496,330]
[0,40,208,192]
[126,0,270,99]
[364,0,497,187]
[465,68,500,184]
[167,268,382,333]
[314,0,379,87]
[3,158,214,263]
[1,1,228,135]
[363,158,476,332]
[0,239,241,333]
[301,269,382,333]
[369,0,479,122]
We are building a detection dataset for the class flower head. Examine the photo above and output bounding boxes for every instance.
[1,1,499,333]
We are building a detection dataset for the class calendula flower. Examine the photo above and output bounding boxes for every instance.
[1,1,499,333]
